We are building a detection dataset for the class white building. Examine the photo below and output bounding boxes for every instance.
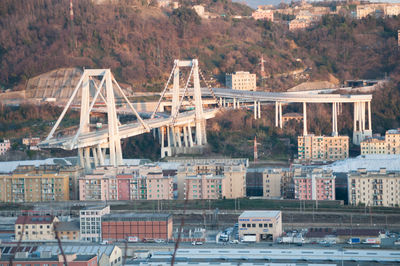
[238,210,282,242]
[225,71,257,91]
[79,205,110,242]
[0,139,10,156]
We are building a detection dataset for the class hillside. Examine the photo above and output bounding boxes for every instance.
[1,0,399,92]
[1,0,400,160]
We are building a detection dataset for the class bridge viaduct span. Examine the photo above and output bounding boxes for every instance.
[39,59,373,170]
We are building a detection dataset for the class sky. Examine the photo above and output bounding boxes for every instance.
[233,0,400,9]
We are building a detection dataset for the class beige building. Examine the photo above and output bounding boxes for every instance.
[348,168,400,207]
[177,159,247,200]
[0,172,70,203]
[252,9,274,21]
[262,169,284,199]
[238,211,282,242]
[360,135,386,155]
[54,221,80,241]
[298,135,349,162]
[15,215,59,241]
[184,174,225,200]
[226,71,257,91]
[360,129,400,155]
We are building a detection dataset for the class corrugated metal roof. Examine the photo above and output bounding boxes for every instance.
[239,211,281,218]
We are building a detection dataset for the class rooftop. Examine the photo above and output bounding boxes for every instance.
[239,210,281,218]
[54,221,80,232]
[15,215,55,225]
[102,213,171,222]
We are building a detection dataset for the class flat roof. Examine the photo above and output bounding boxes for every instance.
[102,213,171,222]
[239,210,281,218]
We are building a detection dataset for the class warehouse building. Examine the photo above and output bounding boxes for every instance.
[101,213,173,242]
[238,210,282,242]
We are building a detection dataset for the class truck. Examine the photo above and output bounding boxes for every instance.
[362,238,379,244]
[127,236,139,243]
[241,235,256,243]
[281,236,293,243]
[347,237,361,244]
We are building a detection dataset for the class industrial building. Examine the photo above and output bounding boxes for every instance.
[238,210,282,242]
[79,205,110,242]
[15,215,59,241]
[101,213,173,242]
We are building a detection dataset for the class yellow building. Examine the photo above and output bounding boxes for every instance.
[360,129,400,155]
[177,159,247,200]
[225,71,257,91]
[360,136,385,155]
[15,215,59,241]
[0,172,70,202]
[262,169,284,199]
[298,135,349,162]
[238,211,282,242]
[184,174,225,200]
[348,168,400,207]
[54,221,80,241]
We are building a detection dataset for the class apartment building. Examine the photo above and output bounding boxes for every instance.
[225,71,257,91]
[356,3,400,19]
[348,168,400,207]
[15,215,59,241]
[293,168,335,201]
[252,9,274,21]
[238,211,282,242]
[360,129,400,155]
[298,135,349,162]
[177,159,247,200]
[0,171,69,202]
[262,169,283,199]
[79,205,110,242]
[79,165,173,200]
[184,174,225,199]
[360,135,386,155]
[0,139,10,155]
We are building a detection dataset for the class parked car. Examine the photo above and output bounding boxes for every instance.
[155,239,165,243]
[192,241,203,245]
[229,239,239,244]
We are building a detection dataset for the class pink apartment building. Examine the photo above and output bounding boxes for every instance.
[79,165,173,200]
[293,168,335,200]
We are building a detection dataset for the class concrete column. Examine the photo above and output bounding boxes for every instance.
[257,101,261,119]
[275,102,279,127]
[176,127,182,148]
[171,126,177,147]
[78,148,84,168]
[332,102,338,136]
[303,102,307,136]
[183,126,189,147]
[84,147,91,170]
[254,100,257,119]
[161,126,165,150]
[92,147,99,167]
[368,101,372,131]
[97,145,104,166]
[361,102,366,131]
[279,102,283,129]
[233,98,237,109]
[353,102,357,131]
[187,124,194,147]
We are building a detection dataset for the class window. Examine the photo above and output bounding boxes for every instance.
[241,224,245,228]
[252,224,256,228]
[258,224,262,228]
[264,224,268,227]
[269,224,273,228]
[247,224,251,228]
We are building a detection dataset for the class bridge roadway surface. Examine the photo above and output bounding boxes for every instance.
[211,88,372,103]
[39,108,218,150]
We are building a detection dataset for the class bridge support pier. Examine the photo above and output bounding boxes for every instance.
[353,101,372,145]
[332,102,338,137]
[275,102,283,128]
[303,102,308,136]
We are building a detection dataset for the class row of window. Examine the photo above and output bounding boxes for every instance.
[241,223,273,228]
